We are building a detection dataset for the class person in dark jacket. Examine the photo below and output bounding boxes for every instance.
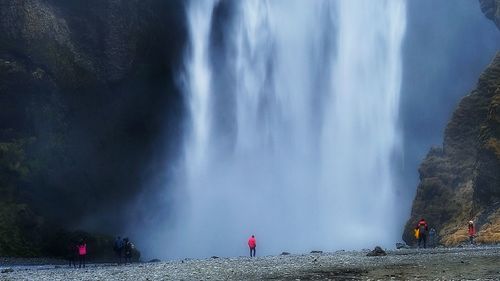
[66,241,77,268]
[114,236,124,264]
[428,228,437,248]
[123,238,133,263]
[416,218,429,248]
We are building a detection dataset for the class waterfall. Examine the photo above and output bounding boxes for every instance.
[170,0,407,258]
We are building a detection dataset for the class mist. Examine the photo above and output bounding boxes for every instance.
[137,0,406,259]
[129,0,500,260]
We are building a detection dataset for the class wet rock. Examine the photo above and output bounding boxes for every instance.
[0,0,187,258]
[366,246,387,256]
[310,250,323,254]
[281,252,291,256]
[396,242,410,249]
[1,268,14,273]
[149,259,161,263]
[211,256,219,259]
[479,0,500,29]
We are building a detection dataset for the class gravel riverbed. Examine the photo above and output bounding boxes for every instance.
[1,246,499,280]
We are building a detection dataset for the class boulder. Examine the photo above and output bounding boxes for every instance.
[366,246,387,257]
[396,242,410,249]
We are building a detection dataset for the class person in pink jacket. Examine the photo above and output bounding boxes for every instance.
[77,239,87,268]
[248,235,256,257]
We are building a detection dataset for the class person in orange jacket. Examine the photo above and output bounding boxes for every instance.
[415,218,428,248]
[468,221,475,245]
[248,235,256,257]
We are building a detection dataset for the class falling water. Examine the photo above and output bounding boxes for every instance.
[170,0,406,258]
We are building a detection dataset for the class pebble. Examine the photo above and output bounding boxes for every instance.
[0,246,499,280]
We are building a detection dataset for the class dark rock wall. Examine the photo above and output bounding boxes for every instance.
[480,0,500,29]
[0,0,186,256]
[403,54,500,245]
[404,1,500,245]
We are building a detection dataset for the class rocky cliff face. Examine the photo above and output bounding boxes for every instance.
[0,0,186,256]
[480,0,500,29]
[404,1,500,246]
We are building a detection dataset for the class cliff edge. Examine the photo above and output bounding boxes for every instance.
[403,1,500,246]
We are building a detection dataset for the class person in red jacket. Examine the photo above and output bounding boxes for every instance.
[415,218,429,248]
[77,239,87,268]
[468,220,475,245]
[248,235,256,257]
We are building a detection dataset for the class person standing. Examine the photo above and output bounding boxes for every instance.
[123,238,133,263]
[77,239,87,268]
[428,228,437,248]
[248,235,256,257]
[468,221,475,245]
[415,218,428,248]
[67,241,77,268]
[114,236,124,264]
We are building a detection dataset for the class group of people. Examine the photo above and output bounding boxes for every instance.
[113,236,134,264]
[414,218,476,248]
[65,236,135,268]
[66,222,478,266]
[67,239,87,268]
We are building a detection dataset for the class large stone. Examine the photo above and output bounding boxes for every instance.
[366,246,387,257]
[396,242,410,249]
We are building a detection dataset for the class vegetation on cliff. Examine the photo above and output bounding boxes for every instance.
[404,52,500,246]
[0,0,185,257]
[404,0,500,246]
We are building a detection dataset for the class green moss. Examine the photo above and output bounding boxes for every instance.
[0,203,43,256]
[0,139,44,257]
[0,140,32,201]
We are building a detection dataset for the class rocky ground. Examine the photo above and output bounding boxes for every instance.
[1,246,499,280]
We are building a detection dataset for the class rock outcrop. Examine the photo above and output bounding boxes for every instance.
[404,2,500,246]
[480,0,500,29]
[0,0,186,256]
[366,246,387,257]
